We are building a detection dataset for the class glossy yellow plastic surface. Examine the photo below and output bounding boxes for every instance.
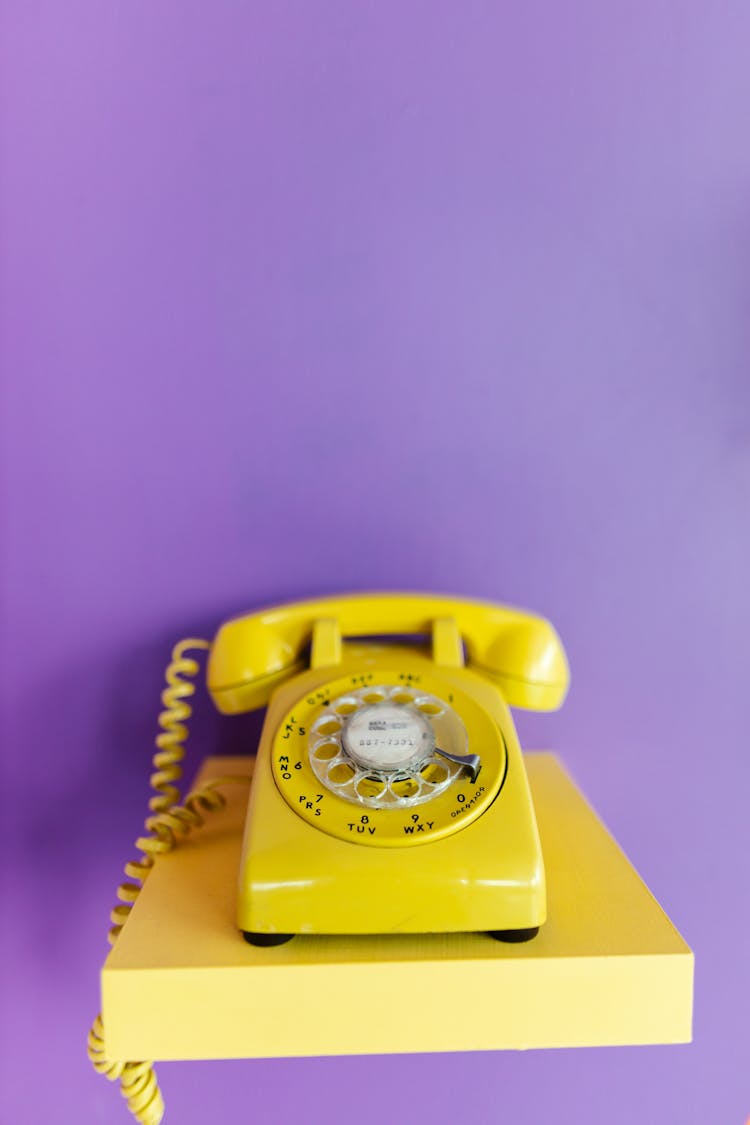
[206,593,569,714]
[101,754,693,1061]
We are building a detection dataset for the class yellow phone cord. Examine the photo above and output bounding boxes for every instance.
[87,639,253,1124]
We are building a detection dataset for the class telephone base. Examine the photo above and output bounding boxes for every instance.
[242,931,294,947]
[100,753,693,1060]
[488,927,539,943]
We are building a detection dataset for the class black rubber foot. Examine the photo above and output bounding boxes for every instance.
[488,926,540,943]
[242,931,294,947]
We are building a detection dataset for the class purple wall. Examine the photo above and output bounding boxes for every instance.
[2,4,748,1122]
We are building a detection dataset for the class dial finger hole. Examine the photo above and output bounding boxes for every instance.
[314,717,342,736]
[420,760,449,785]
[355,774,386,799]
[334,698,359,715]
[362,690,386,704]
[390,773,420,799]
[313,740,340,762]
[389,690,415,705]
[416,698,443,716]
[328,761,355,785]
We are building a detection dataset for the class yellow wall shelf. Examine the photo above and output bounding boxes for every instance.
[101,754,693,1061]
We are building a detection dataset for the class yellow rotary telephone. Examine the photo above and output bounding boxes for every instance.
[89,592,570,1125]
[206,593,569,945]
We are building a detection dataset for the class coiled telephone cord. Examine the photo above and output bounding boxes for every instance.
[87,638,253,1124]
[150,639,212,816]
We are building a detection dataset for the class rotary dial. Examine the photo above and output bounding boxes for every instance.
[308,684,472,809]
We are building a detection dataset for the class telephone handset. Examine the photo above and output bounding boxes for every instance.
[206,593,569,946]
[207,593,568,714]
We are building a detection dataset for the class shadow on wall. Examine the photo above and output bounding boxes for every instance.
[9,607,268,970]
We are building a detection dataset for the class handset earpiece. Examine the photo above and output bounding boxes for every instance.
[469,617,569,711]
[207,615,305,713]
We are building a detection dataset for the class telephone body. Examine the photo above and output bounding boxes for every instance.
[206,594,569,944]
